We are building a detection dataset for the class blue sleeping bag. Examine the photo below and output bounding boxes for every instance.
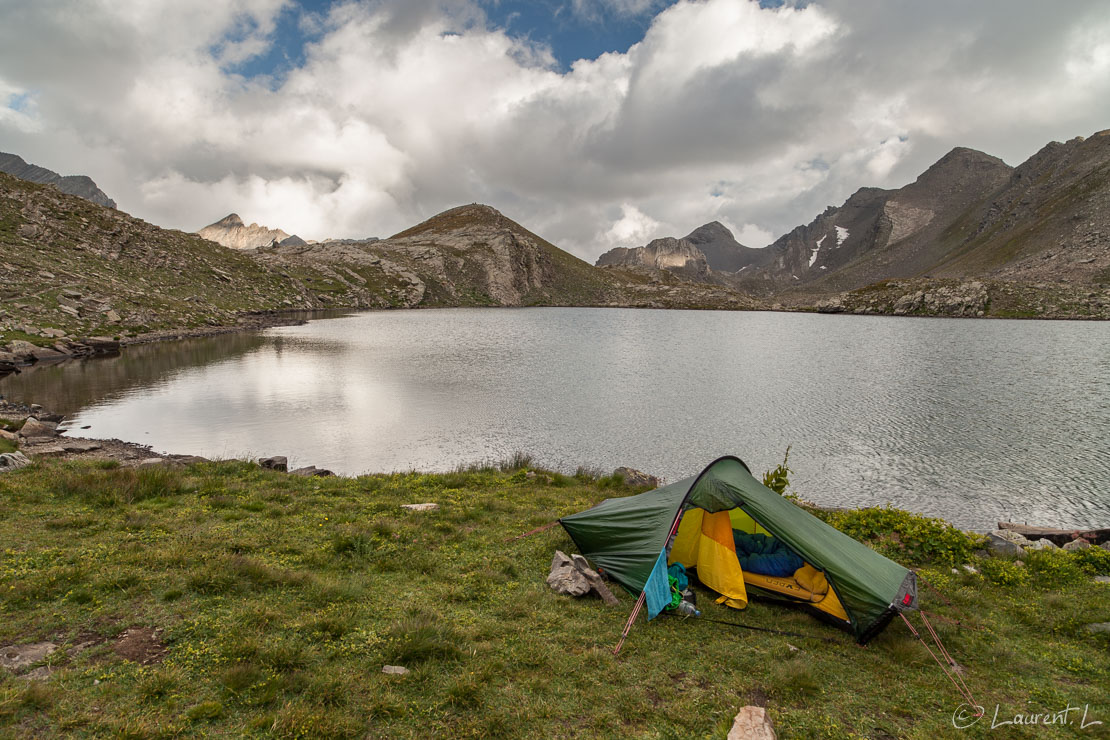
[732,531,804,577]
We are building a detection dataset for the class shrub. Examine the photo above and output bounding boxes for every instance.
[762,447,792,495]
[825,507,984,567]
[1072,545,1110,576]
[978,558,1030,587]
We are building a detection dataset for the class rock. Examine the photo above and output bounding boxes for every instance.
[613,467,661,489]
[989,529,1031,545]
[7,340,65,362]
[1027,538,1058,551]
[547,550,592,597]
[727,706,777,740]
[18,417,57,439]
[382,665,410,675]
[1084,623,1110,634]
[0,642,57,672]
[571,554,620,606]
[20,666,52,682]
[0,428,17,442]
[961,564,978,575]
[62,441,101,453]
[0,452,31,472]
[986,532,1025,557]
[1094,576,1110,585]
[105,310,122,324]
[400,503,438,512]
[1103,542,1110,552]
[258,456,288,472]
[138,458,168,468]
[290,466,335,477]
[80,337,121,355]
[1063,539,1091,551]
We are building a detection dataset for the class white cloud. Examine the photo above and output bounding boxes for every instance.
[1,0,1109,259]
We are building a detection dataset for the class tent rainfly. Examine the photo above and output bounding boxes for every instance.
[560,456,918,644]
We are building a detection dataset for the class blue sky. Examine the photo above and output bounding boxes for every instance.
[233,0,685,79]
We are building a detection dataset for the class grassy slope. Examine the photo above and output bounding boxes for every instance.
[1,460,1107,738]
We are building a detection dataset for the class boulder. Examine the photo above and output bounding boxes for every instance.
[0,642,57,672]
[546,550,591,597]
[1103,542,1110,552]
[1063,539,1091,552]
[1084,623,1110,634]
[571,554,620,606]
[0,452,31,472]
[1026,538,1058,551]
[7,340,65,362]
[727,706,777,740]
[382,665,410,675]
[0,429,17,442]
[1094,576,1110,585]
[986,532,1025,557]
[258,456,287,472]
[401,503,438,512]
[18,417,57,439]
[290,465,335,477]
[614,467,661,489]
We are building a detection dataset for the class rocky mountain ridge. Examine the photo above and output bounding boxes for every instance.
[595,220,766,277]
[197,213,297,250]
[0,152,116,209]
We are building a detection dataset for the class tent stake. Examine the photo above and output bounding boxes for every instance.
[613,591,647,655]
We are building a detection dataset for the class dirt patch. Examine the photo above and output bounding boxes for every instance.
[745,687,769,707]
[112,627,166,665]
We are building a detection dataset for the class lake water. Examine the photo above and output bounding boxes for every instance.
[3,308,1109,531]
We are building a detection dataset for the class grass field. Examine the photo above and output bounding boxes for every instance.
[0,459,1107,738]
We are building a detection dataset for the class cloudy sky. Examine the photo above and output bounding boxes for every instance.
[2,0,1109,260]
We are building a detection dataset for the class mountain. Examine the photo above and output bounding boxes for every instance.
[197,213,294,250]
[740,147,1014,294]
[254,204,756,309]
[595,221,770,282]
[682,221,772,272]
[596,236,710,281]
[0,152,116,209]
[727,130,1110,317]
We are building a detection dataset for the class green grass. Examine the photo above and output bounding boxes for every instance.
[0,460,1107,738]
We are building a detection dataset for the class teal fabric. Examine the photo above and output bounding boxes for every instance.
[643,550,671,621]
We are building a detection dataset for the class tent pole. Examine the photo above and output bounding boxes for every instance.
[613,591,647,655]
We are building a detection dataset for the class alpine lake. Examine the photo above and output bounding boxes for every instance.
[3,307,1109,532]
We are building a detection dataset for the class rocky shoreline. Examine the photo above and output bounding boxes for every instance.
[0,310,324,379]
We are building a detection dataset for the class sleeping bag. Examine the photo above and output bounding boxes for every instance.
[732,531,804,577]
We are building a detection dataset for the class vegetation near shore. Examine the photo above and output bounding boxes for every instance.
[1,459,1108,738]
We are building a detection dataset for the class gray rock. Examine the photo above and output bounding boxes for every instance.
[1094,576,1110,585]
[1027,538,1058,551]
[1063,539,1092,552]
[0,642,57,672]
[613,466,661,489]
[1084,623,1110,634]
[989,529,1032,545]
[18,417,57,439]
[258,456,287,472]
[290,465,335,477]
[727,706,777,740]
[0,428,17,442]
[0,452,31,472]
[382,665,410,675]
[1103,542,1110,552]
[20,666,52,681]
[547,550,592,597]
[571,554,620,606]
[961,564,978,575]
[987,533,1025,557]
[401,503,438,512]
[138,458,167,468]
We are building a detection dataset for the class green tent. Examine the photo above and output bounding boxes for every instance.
[560,456,917,643]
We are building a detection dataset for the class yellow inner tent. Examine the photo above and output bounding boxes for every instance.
[668,508,850,623]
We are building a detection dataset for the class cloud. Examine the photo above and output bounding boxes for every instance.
[1,0,1109,259]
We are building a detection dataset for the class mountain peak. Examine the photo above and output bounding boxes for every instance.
[684,221,735,242]
[215,213,244,228]
[0,151,117,209]
[390,203,509,239]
